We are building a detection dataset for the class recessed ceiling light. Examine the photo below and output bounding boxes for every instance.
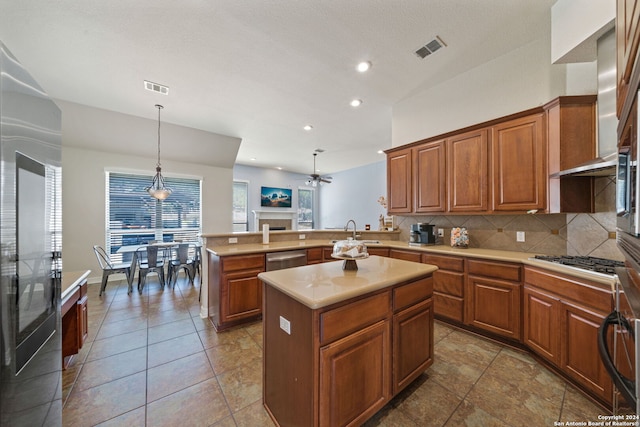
[250,157,257,161]
[356,61,371,73]
[350,99,362,107]
[276,166,282,170]
[377,150,384,154]
[303,125,313,131]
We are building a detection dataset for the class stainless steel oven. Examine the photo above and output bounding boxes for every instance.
[617,90,640,237]
[598,269,640,415]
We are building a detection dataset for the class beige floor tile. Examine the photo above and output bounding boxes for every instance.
[146,378,231,427]
[94,407,146,427]
[147,317,196,344]
[146,351,214,403]
[205,334,262,375]
[86,328,147,362]
[74,347,147,392]
[63,371,146,427]
[216,362,263,412]
[147,332,204,368]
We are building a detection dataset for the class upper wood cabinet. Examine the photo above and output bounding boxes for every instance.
[617,0,640,116]
[413,140,446,213]
[447,129,489,212]
[491,113,546,211]
[387,147,412,214]
[544,96,597,213]
[386,95,597,215]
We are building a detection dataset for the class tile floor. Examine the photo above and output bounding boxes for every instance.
[62,274,609,427]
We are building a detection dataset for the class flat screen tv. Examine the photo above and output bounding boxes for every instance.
[260,186,292,208]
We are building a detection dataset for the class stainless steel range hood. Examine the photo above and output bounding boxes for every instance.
[555,28,618,178]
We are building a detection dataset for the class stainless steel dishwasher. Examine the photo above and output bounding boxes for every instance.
[265,249,307,271]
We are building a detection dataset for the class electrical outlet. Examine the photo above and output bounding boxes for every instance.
[437,228,444,237]
[279,316,291,335]
[228,237,238,244]
[299,234,306,240]
[516,231,525,242]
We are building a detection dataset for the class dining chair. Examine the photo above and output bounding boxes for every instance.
[167,243,195,287]
[93,245,132,295]
[136,246,166,293]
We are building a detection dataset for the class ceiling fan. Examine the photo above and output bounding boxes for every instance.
[306,152,332,187]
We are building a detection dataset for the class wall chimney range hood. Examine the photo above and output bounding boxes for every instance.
[553,28,618,178]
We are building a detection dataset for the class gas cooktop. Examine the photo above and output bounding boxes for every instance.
[533,255,624,275]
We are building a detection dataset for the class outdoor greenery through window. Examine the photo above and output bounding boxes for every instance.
[106,172,201,262]
[298,188,314,230]
[233,181,249,232]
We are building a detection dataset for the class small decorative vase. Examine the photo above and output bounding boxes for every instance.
[450,227,469,248]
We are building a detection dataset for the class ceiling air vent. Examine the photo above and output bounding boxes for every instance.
[144,80,169,95]
[415,36,446,59]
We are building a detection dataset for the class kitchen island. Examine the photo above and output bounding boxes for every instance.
[259,256,437,427]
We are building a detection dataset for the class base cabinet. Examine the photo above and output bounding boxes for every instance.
[263,275,433,427]
[208,253,265,331]
[62,278,88,369]
[319,320,391,427]
[465,259,522,340]
[524,267,613,405]
[423,254,465,322]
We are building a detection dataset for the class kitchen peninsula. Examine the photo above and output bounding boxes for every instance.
[259,256,437,426]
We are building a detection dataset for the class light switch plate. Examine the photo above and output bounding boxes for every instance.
[516,231,525,242]
[279,316,291,335]
[437,228,444,237]
[299,234,306,240]
[228,237,238,244]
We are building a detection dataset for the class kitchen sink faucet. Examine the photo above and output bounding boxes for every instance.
[344,219,357,240]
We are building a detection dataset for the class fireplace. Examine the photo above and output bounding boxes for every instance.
[252,210,297,231]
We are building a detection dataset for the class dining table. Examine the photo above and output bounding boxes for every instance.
[116,241,202,291]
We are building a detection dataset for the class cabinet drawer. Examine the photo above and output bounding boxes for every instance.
[433,270,464,297]
[423,254,464,272]
[320,292,390,345]
[433,292,464,322]
[393,277,433,312]
[368,247,390,257]
[222,254,265,272]
[389,249,422,263]
[467,259,521,282]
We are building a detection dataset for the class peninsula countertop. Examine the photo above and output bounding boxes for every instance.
[258,255,437,309]
[208,239,616,286]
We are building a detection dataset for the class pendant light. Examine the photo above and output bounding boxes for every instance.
[146,104,172,200]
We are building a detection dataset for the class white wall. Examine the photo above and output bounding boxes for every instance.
[551,0,615,63]
[59,101,240,281]
[318,161,386,231]
[62,146,233,277]
[233,164,318,231]
[392,33,569,147]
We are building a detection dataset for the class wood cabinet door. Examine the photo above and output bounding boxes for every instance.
[393,298,433,394]
[319,320,391,427]
[222,268,263,322]
[466,275,521,340]
[413,140,446,212]
[523,286,561,366]
[77,295,89,349]
[560,300,613,404]
[447,129,489,212]
[491,114,546,211]
[387,148,412,213]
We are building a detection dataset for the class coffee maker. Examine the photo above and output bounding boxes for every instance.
[409,223,436,245]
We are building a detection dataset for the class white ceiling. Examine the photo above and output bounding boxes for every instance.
[0,0,557,176]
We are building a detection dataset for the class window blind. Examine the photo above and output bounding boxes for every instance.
[106,172,201,262]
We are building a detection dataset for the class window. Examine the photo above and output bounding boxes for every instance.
[106,172,201,262]
[233,180,249,232]
[298,188,314,230]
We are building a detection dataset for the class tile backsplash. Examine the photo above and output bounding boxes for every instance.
[395,176,623,261]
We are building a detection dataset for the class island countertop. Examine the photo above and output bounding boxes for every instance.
[258,255,437,309]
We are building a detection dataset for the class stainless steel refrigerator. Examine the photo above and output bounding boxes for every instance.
[0,41,62,426]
